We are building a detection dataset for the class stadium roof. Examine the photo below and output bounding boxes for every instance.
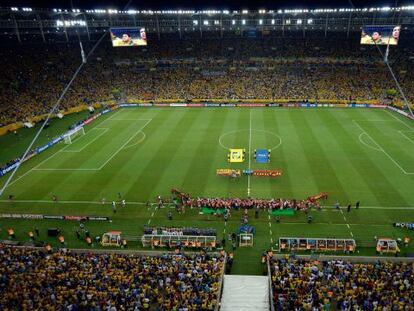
[3,0,414,10]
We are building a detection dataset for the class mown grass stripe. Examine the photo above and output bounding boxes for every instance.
[291,110,351,203]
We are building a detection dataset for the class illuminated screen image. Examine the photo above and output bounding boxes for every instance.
[360,25,401,45]
[110,27,147,47]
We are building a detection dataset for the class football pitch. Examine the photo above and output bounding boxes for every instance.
[1,107,414,274]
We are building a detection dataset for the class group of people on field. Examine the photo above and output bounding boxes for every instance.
[182,197,321,211]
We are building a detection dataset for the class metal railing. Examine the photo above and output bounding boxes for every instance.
[267,258,275,311]
[215,253,227,311]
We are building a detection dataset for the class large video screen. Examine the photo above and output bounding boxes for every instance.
[360,25,401,45]
[110,27,147,47]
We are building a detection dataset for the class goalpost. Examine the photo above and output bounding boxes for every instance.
[64,126,85,144]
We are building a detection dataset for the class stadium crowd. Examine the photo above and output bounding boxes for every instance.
[1,34,414,127]
[0,245,224,310]
[271,258,414,310]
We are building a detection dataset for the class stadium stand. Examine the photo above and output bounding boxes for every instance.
[0,245,224,310]
[1,7,414,310]
[270,258,414,310]
[1,35,414,128]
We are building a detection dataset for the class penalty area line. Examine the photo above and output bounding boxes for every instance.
[353,120,414,175]
[2,109,123,191]
[97,119,152,170]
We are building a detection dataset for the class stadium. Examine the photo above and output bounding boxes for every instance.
[0,0,414,309]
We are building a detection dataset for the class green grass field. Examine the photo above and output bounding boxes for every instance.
[1,107,414,274]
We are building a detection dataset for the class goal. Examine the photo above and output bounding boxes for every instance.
[64,126,85,144]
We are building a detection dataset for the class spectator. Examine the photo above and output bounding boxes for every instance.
[0,245,224,310]
[270,258,414,310]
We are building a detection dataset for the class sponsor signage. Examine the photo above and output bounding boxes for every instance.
[252,169,283,177]
[0,213,110,221]
[187,103,204,107]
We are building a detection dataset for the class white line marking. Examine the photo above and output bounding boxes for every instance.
[247,109,252,197]
[385,110,414,131]
[218,129,282,151]
[6,142,73,188]
[61,128,109,153]
[97,119,152,170]
[352,120,391,122]
[398,130,414,144]
[358,133,382,152]
[3,111,124,190]
[146,205,158,225]
[321,205,414,210]
[33,168,99,171]
[94,110,122,125]
[276,222,389,226]
[109,118,153,121]
[38,119,152,171]
[121,132,146,150]
[339,208,354,238]
[0,199,147,205]
[353,120,414,175]
[0,199,413,210]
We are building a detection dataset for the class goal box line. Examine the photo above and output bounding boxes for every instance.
[64,126,85,144]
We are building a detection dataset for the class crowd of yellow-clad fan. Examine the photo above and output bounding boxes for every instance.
[270,258,414,310]
[0,245,224,310]
[1,35,413,127]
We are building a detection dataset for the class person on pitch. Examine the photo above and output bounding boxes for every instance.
[157,195,163,208]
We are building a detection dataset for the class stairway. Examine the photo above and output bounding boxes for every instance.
[220,275,269,311]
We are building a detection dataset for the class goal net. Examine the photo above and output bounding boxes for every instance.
[64,127,85,144]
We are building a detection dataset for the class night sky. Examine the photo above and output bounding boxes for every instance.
[0,0,409,10]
